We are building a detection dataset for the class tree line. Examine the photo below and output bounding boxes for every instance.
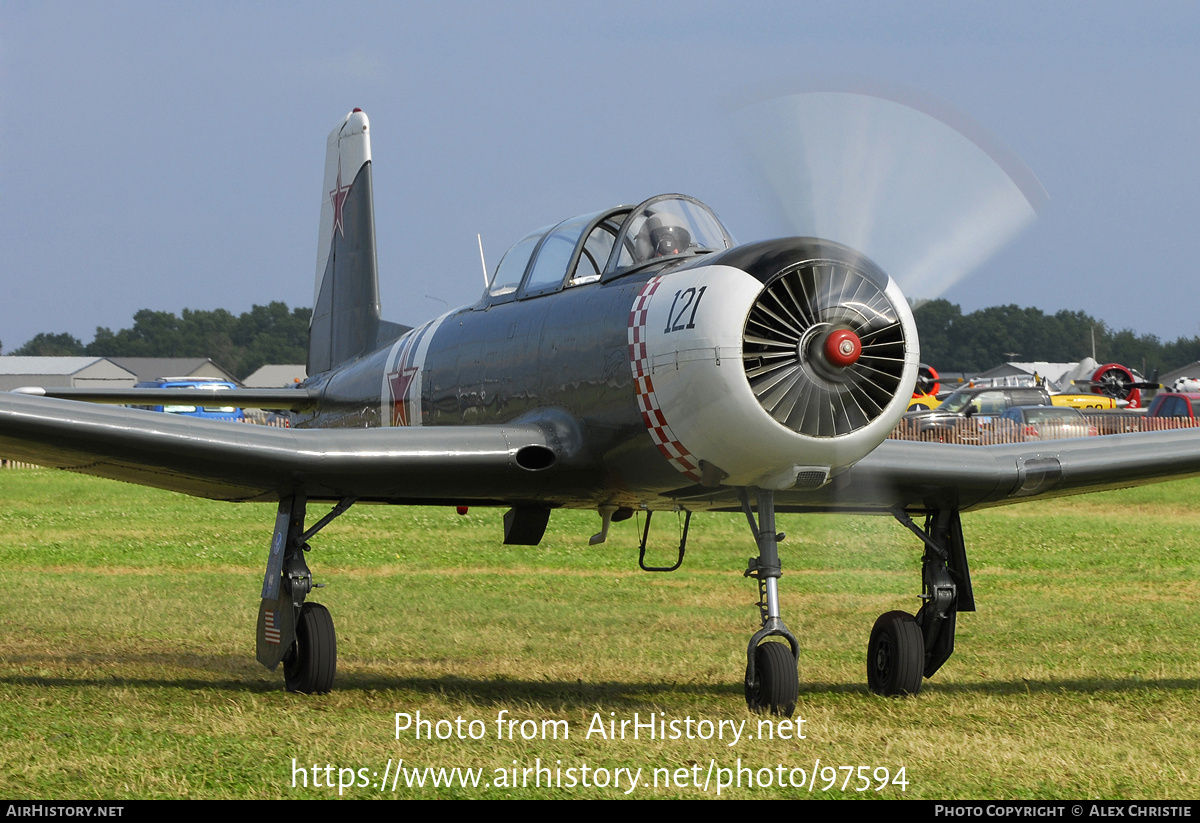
[913,299,1200,375]
[6,303,311,381]
[6,299,1200,381]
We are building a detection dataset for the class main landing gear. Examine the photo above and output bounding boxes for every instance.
[867,508,975,697]
[255,494,355,694]
[867,610,924,696]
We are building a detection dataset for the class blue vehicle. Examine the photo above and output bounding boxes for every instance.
[132,378,245,421]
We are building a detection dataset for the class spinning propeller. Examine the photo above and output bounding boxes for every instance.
[736,83,1048,301]
[733,84,1047,426]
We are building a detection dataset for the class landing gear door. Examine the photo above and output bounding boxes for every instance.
[261,503,290,601]
[256,597,296,670]
[256,501,297,669]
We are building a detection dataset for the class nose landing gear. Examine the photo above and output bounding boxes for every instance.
[739,488,800,716]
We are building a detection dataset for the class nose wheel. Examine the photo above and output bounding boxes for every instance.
[739,488,800,715]
[745,641,798,716]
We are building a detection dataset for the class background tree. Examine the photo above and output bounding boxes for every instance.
[14,299,1198,380]
[11,332,87,356]
[11,304,311,380]
[913,300,1200,376]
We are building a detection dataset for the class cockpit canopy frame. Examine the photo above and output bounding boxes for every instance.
[600,194,734,282]
[483,194,734,305]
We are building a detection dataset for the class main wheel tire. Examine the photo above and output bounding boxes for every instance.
[284,602,337,694]
[867,610,924,696]
[744,641,798,716]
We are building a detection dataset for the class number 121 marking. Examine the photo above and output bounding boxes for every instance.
[664,286,707,334]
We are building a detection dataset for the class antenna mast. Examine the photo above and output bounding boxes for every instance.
[477,234,489,289]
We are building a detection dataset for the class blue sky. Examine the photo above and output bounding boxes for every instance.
[3,2,1199,356]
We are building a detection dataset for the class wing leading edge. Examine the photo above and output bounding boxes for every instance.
[771,431,1200,513]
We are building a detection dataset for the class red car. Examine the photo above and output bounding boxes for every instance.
[1145,392,1200,420]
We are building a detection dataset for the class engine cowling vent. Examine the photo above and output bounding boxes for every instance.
[742,259,908,438]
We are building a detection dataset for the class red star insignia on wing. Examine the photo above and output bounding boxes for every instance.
[388,366,418,426]
[329,158,352,238]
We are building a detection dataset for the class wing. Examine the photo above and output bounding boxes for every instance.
[6,392,1200,512]
[773,431,1200,513]
[0,393,564,504]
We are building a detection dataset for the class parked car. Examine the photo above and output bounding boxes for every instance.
[131,378,245,422]
[1145,391,1200,421]
[904,385,1052,436]
[988,405,1098,442]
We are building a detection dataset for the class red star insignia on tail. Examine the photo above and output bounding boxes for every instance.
[329,158,352,238]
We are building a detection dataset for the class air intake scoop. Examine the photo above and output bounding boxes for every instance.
[743,256,908,438]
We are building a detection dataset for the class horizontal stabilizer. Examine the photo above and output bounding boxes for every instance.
[11,386,320,411]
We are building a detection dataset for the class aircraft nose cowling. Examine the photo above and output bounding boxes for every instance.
[628,239,919,489]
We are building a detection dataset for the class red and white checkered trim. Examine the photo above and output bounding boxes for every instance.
[628,277,703,483]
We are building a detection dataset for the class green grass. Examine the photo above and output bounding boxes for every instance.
[1,470,1199,798]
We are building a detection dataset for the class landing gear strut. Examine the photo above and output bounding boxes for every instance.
[256,493,355,694]
[739,488,800,716]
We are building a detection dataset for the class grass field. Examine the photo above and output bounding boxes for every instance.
[1,469,1198,799]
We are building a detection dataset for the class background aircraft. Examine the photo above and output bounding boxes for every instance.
[1056,359,1158,409]
[907,364,942,410]
[906,359,1154,413]
[4,109,1200,717]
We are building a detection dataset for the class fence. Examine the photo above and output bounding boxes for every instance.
[888,412,1200,445]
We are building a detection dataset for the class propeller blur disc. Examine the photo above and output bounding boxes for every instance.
[736,84,1048,300]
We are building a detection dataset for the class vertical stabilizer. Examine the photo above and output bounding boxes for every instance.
[309,109,382,375]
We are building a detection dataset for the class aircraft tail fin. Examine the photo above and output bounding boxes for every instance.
[309,109,384,375]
